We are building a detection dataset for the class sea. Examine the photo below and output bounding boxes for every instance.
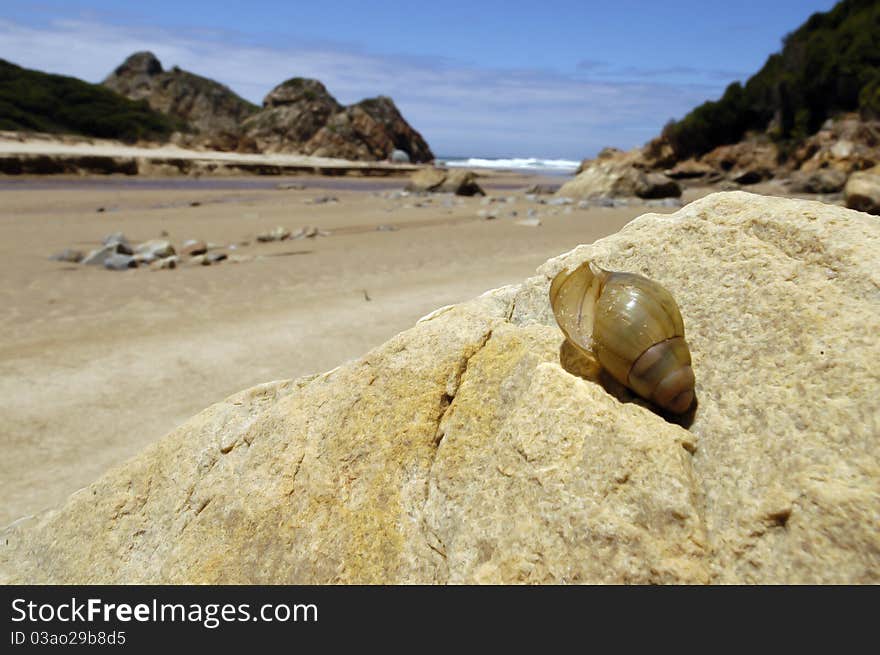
[438,156,580,176]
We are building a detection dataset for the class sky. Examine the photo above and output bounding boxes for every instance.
[0,0,839,159]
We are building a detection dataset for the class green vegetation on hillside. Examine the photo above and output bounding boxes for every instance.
[0,59,183,142]
[662,0,880,159]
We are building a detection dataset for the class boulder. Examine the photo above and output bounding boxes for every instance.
[438,170,485,196]
[789,114,880,174]
[557,153,680,200]
[700,142,779,183]
[844,166,880,214]
[102,232,132,254]
[405,167,447,192]
[789,169,848,194]
[391,149,411,163]
[3,192,878,584]
[634,172,682,199]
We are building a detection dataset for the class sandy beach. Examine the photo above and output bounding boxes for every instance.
[0,171,703,525]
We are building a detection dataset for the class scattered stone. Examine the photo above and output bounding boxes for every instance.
[376,224,398,231]
[516,217,542,227]
[256,226,291,242]
[844,166,880,214]
[290,226,330,239]
[82,245,121,266]
[477,210,497,220]
[150,255,178,270]
[557,152,681,200]
[227,254,254,264]
[789,169,848,194]
[102,232,133,254]
[103,254,137,271]
[307,196,338,205]
[49,249,84,263]
[527,208,537,218]
[134,239,175,259]
[96,207,106,213]
[701,142,778,182]
[547,197,573,206]
[180,240,208,257]
[160,230,169,237]
[189,201,201,207]
[277,182,307,190]
[132,252,158,265]
[204,252,227,265]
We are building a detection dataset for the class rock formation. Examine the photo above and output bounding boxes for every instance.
[103,52,258,144]
[303,96,434,163]
[3,191,878,584]
[241,78,343,153]
[102,53,434,162]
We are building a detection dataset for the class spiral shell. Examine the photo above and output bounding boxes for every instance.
[549,261,695,413]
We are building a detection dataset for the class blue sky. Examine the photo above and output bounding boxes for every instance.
[0,0,838,159]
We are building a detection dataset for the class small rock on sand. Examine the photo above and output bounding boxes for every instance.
[103,254,137,271]
[150,256,179,271]
[180,240,208,257]
[516,217,542,227]
[204,252,227,265]
[135,239,175,259]
[103,233,133,255]
[257,226,291,242]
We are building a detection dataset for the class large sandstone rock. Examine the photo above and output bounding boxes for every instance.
[844,166,880,214]
[700,141,779,184]
[557,151,681,199]
[2,192,878,584]
[789,113,880,174]
[103,52,258,143]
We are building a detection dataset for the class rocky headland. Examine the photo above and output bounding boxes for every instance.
[2,191,877,584]
[103,52,433,162]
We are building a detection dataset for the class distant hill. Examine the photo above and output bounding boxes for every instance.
[0,58,182,142]
[662,0,880,160]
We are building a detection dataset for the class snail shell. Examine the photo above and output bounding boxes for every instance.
[549,261,695,414]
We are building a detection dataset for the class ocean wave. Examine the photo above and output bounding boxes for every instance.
[441,157,580,173]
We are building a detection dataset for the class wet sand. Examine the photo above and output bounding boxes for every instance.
[1,172,687,525]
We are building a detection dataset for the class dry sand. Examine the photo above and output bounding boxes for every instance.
[1,171,699,525]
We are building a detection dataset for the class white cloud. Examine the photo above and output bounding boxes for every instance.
[0,18,723,158]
